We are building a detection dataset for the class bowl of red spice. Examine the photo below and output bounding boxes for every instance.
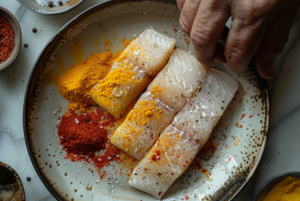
[0,6,21,70]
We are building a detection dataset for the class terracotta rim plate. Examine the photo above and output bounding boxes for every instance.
[23,0,270,200]
[17,0,83,15]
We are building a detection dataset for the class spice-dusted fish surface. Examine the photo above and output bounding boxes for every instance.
[128,69,239,199]
[90,29,176,118]
[111,49,206,159]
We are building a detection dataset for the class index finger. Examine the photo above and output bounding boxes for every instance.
[177,0,186,11]
[190,0,230,69]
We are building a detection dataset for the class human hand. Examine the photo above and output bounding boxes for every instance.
[177,0,300,79]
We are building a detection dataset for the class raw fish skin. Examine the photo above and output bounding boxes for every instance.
[111,49,206,159]
[129,68,239,199]
[90,29,176,118]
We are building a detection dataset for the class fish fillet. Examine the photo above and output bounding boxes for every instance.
[90,29,176,118]
[111,49,206,159]
[128,68,239,199]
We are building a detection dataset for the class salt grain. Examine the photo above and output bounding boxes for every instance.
[75,118,79,124]
[53,111,56,115]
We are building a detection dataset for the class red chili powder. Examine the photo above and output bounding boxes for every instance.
[0,17,15,63]
[92,142,121,170]
[57,109,116,157]
[199,139,217,158]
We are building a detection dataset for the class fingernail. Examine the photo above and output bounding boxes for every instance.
[268,65,275,78]
[263,57,275,78]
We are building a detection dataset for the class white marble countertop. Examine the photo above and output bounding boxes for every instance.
[0,0,299,200]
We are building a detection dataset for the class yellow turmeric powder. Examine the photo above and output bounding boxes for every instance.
[119,153,139,169]
[58,51,119,112]
[126,99,164,126]
[150,85,163,99]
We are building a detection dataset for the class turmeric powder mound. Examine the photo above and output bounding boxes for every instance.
[58,52,117,112]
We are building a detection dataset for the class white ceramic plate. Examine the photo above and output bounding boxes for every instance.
[24,1,269,200]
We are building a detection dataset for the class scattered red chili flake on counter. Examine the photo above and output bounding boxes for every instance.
[0,17,15,63]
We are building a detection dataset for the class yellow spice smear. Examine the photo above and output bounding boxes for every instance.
[90,40,152,118]
[259,176,300,201]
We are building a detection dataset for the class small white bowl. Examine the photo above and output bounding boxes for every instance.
[0,6,21,70]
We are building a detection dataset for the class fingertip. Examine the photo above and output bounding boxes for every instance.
[225,51,249,74]
[256,57,275,79]
[179,17,190,36]
[192,46,214,70]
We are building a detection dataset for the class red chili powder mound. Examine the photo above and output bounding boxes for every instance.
[57,108,116,157]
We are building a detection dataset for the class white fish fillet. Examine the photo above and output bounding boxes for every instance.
[90,29,176,118]
[111,49,206,159]
[128,68,239,199]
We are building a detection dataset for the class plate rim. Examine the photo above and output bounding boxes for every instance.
[17,0,84,15]
[22,0,270,200]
